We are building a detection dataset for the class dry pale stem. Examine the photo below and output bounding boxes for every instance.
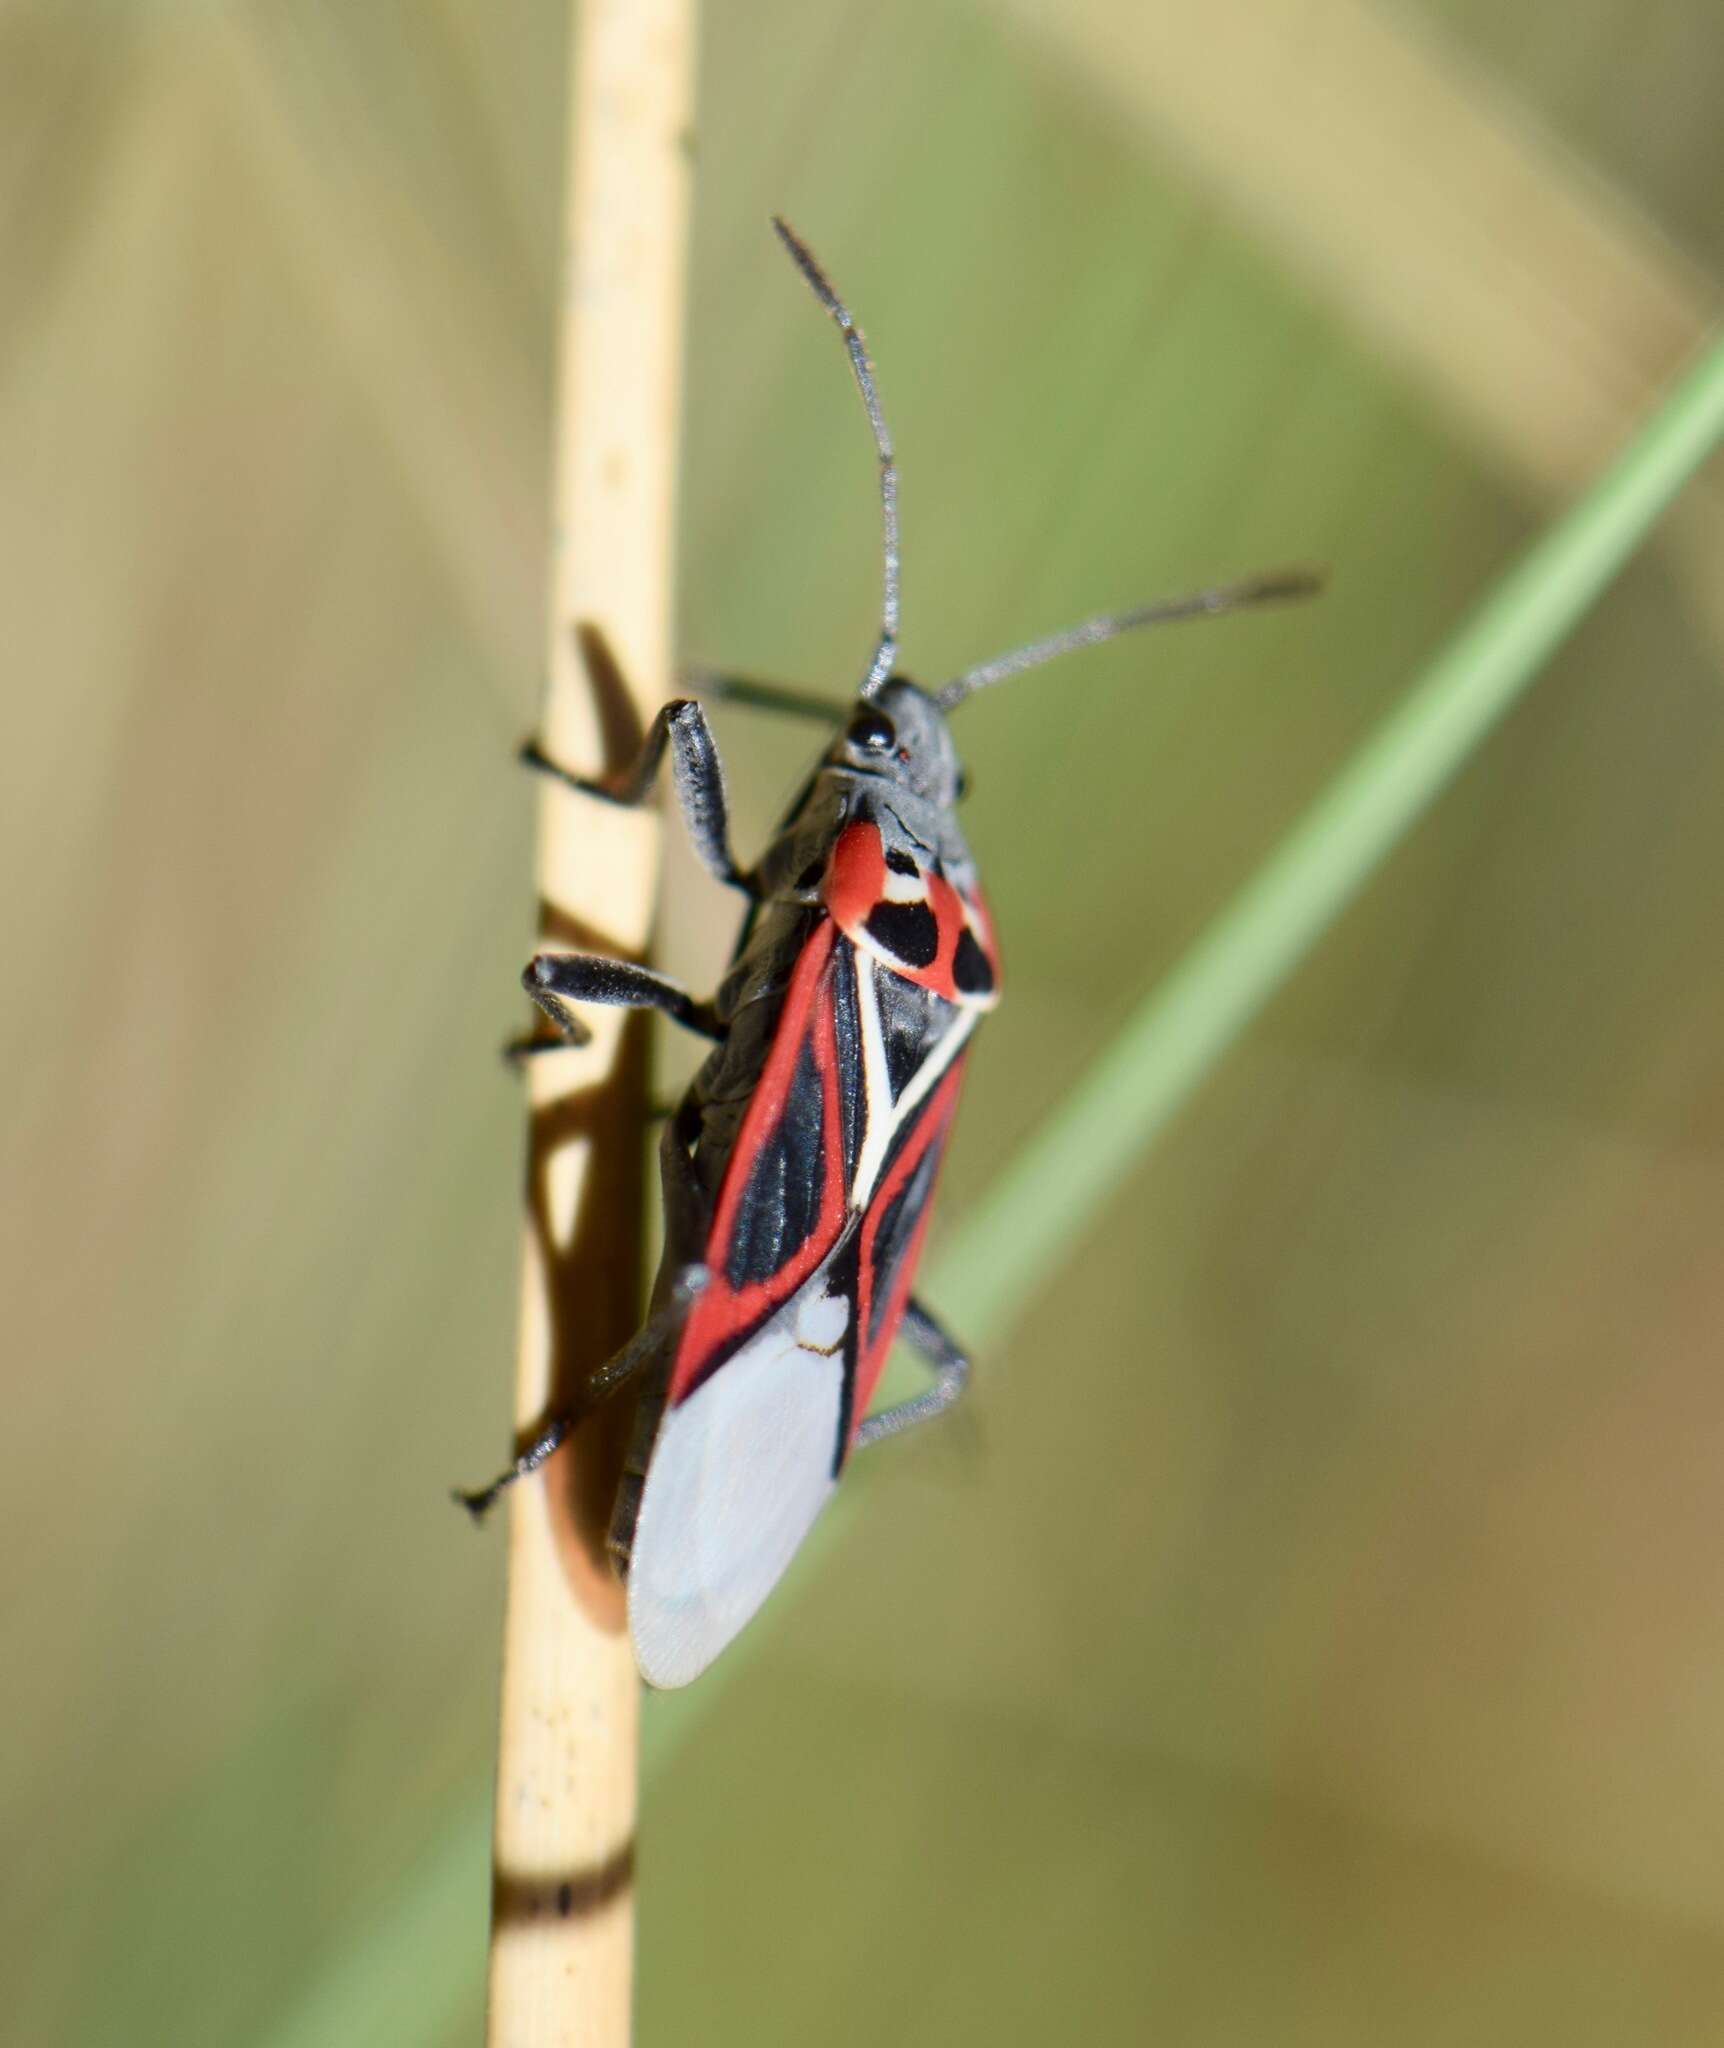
[484,3,695,2043]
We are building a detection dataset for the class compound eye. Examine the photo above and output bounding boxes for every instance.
[846,708,897,754]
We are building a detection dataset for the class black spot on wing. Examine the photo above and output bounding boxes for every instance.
[724,1034,824,1291]
[865,1136,945,1349]
[884,847,921,878]
[952,925,995,997]
[876,969,950,1100]
[830,940,862,1180]
[866,899,939,968]
[827,1231,865,1470]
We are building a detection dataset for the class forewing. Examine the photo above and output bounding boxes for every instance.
[634,912,976,1686]
[849,1060,965,1441]
[669,921,858,1406]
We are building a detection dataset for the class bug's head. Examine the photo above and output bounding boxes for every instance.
[832,676,963,807]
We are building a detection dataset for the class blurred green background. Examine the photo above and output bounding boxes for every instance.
[8,1,1724,2042]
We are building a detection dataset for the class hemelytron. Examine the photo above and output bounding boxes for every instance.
[459,217,1318,1688]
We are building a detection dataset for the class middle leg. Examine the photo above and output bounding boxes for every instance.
[515,952,724,1053]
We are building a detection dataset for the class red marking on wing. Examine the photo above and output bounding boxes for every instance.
[669,922,850,1406]
[824,818,886,930]
[921,870,969,1002]
[848,1061,966,1445]
[823,820,1001,1004]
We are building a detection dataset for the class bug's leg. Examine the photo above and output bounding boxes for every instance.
[454,1265,708,1521]
[503,1037,697,1085]
[853,1296,971,1449]
[681,668,841,727]
[522,698,754,894]
[502,1032,566,1064]
[502,1041,703,1090]
[451,1412,574,1522]
[518,953,724,1052]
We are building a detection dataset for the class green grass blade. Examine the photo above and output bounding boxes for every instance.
[255,330,1724,2048]
[936,333,1724,1344]
[260,1793,491,2048]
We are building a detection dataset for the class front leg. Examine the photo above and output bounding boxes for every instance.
[853,1296,971,1449]
[523,697,754,895]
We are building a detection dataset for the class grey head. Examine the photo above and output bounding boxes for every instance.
[824,676,962,812]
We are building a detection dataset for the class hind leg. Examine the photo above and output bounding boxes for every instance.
[853,1296,970,1449]
[453,1265,709,1521]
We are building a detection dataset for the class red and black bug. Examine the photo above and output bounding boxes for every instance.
[459,219,1316,1687]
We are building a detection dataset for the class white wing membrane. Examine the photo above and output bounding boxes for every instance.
[629,1270,851,1689]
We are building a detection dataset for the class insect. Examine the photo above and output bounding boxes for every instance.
[459,219,1317,1688]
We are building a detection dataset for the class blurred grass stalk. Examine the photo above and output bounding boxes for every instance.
[480,4,695,2047]
[261,311,1724,2048]
[934,332,1724,1348]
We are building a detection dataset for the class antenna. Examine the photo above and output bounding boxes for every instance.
[935,568,1325,708]
[772,217,900,700]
